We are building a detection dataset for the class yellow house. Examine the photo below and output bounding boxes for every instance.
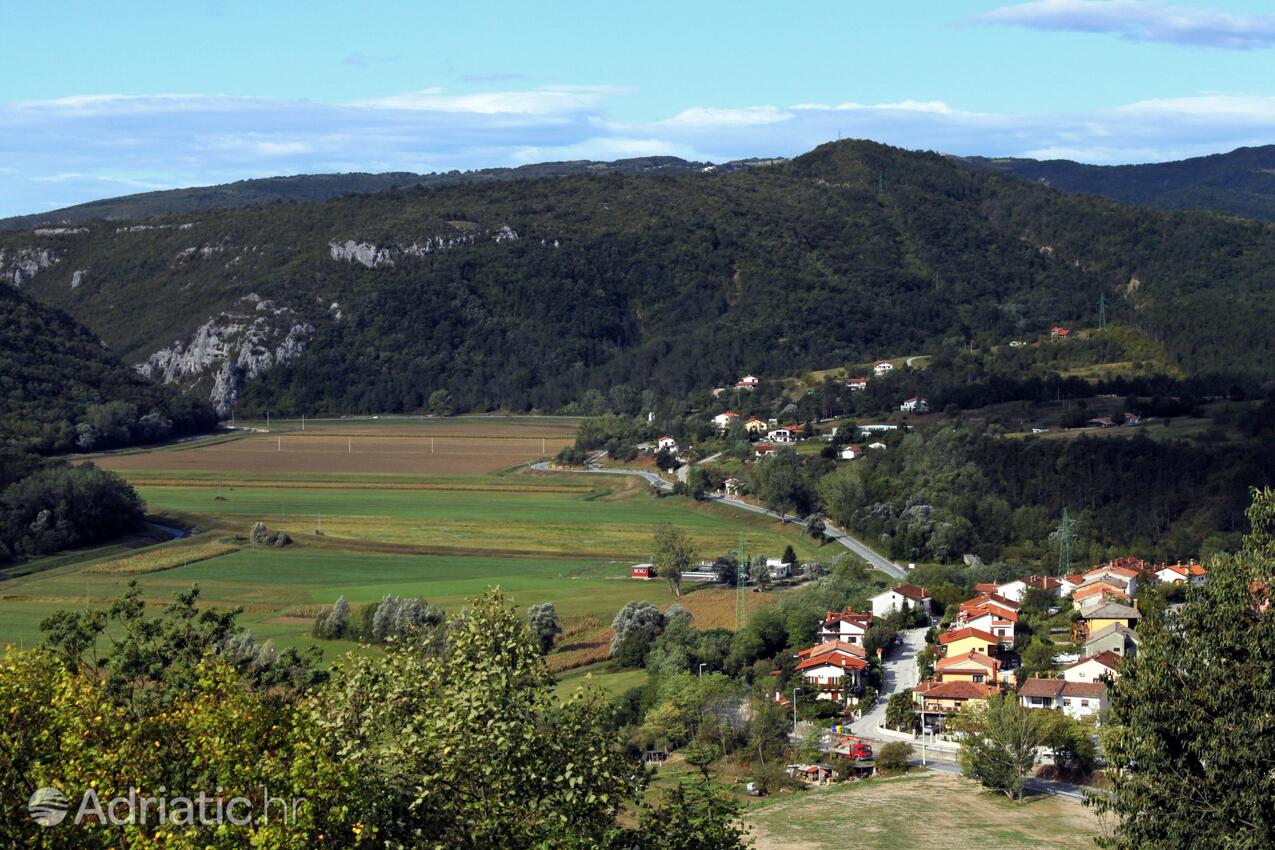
[939,627,998,658]
[1084,602,1141,636]
[934,650,1000,684]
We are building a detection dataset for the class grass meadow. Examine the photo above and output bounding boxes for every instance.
[1,417,825,669]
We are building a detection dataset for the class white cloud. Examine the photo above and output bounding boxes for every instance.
[974,0,1275,50]
[5,83,1275,217]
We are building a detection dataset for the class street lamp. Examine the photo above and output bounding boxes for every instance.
[698,663,708,678]
[793,688,802,735]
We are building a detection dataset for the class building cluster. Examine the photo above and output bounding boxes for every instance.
[910,557,1206,730]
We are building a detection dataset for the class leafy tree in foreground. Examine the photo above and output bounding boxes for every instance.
[1092,488,1275,849]
[953,693,1050,799]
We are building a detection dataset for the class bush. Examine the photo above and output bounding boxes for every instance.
[876,741,914,773]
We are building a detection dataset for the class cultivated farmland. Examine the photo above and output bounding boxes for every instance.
[0,417,827,666]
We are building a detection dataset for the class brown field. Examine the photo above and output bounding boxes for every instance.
[95,429,574,476]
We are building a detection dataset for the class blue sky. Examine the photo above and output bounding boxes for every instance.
[3,0,1275,216]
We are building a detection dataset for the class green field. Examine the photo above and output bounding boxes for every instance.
[0,420,833,667]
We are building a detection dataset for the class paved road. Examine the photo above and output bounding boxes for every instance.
[850,626,926,736]
[530,460,906,579]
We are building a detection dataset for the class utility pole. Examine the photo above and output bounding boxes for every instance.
[267,412,270,429]
[735,532,746,633]
[277,436,282,452]
[1056,509,1076,576]
[792,688,802,735]
[348,437,352,453]
[302,414,306,431]
[1099,292,1107,331]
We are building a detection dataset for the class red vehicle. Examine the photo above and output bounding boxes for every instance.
[830,732,873,760]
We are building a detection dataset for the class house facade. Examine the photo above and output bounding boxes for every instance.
[899,397,929,413]
[1062,651,1122,683]
[795,643,868,702]
[870,583,932,618]
[1019,678,1108,721]
[873,361,895,376]
[817,609,874,645]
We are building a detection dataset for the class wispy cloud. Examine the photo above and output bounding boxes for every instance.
[973,0,1275,50]
[5,84,1275,217]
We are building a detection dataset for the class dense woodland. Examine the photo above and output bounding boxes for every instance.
[7,140,1275,418]
[0,285,217,454]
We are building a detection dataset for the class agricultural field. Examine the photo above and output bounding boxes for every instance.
[0,417,828,668]
[745,770,1106,849]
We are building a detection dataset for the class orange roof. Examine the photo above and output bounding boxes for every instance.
[940,627,998,645]
[935,650,1000,673]
[795,650,867,672]
[974,582,999,594]
[1063,651,1122,673]
[796,640,866,660]
[822,609,873,627]
[915,680,1000,699]
[1073,583,1129,602]
[892,583,930,603]
[962,604,1019,623]
[960,592,1020,611]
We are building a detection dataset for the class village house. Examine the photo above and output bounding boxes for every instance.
[899,397,929,414]
[753,444,779,459]
[723,477,741,497]
[1081,562,1142,596]
[996,575,1064,602]
[766,427,800,444]
[1072,581,1132,614]
[1059,573,1085,597]
[1062,651,1122,683]
[743,417,768,435]
[867,440,888,451]
[873,361,895,376]
[712,411,739,431]
[1078,601,1141,641]
[795,642,868,701]
[958,604,1017,646]
[1084,622,1141,658]
[1154,561,1208,585]
[839,444,864,461]
[846,376,869,391]
[934,650,1000,684]
[870,583,932,618]
[817,609,874,645]
[939,627,999,657]
[1050,326,1071,338]
[913,680,1000,729]
[1019,678,1108,721]
[656,436,679,453]
[736,375,760,390]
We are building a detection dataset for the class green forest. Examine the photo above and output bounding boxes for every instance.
[7,139,1275,418]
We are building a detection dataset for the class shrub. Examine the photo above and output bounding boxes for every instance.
[876,741,914,773]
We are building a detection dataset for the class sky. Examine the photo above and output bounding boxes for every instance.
[3,0,1275,216]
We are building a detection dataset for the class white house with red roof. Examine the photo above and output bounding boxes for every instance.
[816,609,874,645]
[839,444,864,461]
[870,583,931,618]
[753,444,779,458]
[794,641,868,701]
[712,411,739,431]
[1062,651,1122,683]
[1019,678,1108,720]
[873,361,895,376]
[656,436,679,452]
[736,375,760,390]
[1154,561,1208,585]
[996,575,1064,602]
[846,377,869,391]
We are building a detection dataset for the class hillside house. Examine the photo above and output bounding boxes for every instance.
[795,642,868,701]
[1084,622,1141,658]
[656,436,679,452]
[1155,561,1207,585]
[900,397,929,414]
[817,609,874,645]
[873,361,895,376]
[1019,678,1108,721]
[712,411,739,431]
[1062,651,1122,683]
[1072,581,1132,614]
[723,477,741,497]
[846,377,869,391]
[753,444,779,459]
[1059,574,1085,597]
[934,650,1000,684]
[939,627,999,657]
[867,440,887,450]
[736,375,760,390]
[959,605,1017,646]
[1080,602,1141,639]
[870,583,931,618]
[1050,326,1071,338]
[767,427,799,443]
[743,417,768,435]
[997,575,1063,602]
[913,680,999,727]
[839,444,864,461]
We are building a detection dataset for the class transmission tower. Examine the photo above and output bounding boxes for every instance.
[1056,509,1076,575]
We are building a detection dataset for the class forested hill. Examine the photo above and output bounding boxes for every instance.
[957,145,1275,222]
[0,156,747,231]
[0,285,216,453]
[5,139,1275,417]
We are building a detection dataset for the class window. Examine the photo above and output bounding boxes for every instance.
[972,674,984,683]
[1063,699,1072,706]
[1081,700,1090,707]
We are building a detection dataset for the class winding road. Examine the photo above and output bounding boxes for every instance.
[529,457,906,579]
